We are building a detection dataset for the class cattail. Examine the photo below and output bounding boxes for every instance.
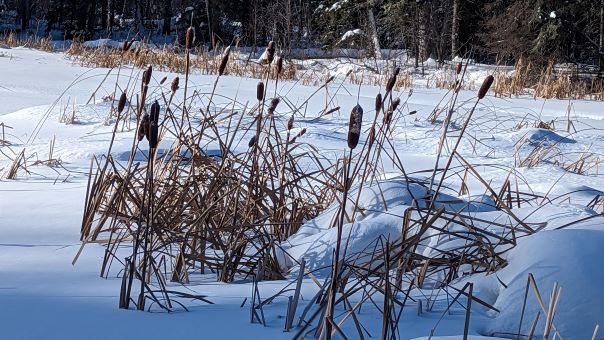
[142,65,152,85]
[478,75,494,100]
[287,115,294,130]
[276,56,283,75]
[268,98,280,113]
[290,127,307,144]
[185,27,195,49]
[171,77,179,93]
[142,69,148,89]
[117,92,127,114]
[218,46,231,76]
[256,82,265,101]
[385,73,397,93]
[409,110,417,115]
[159,76,167,85]
[456,63,462,75]
[389,97,401,113]
[148,101,160,148]
[375,93,383,113]
[325,75,335,84]
[347,105,363,149]
[248,136,256,148]
[138,114,149,142]
[122,40,129,52]
[384,97,401,125]
[266,41,275,64]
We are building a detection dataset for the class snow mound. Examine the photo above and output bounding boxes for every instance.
[515,128,575,145]
[339,29,363,43]
[478,229,604,339]
[278,178,502,274]
[82,39,141,50]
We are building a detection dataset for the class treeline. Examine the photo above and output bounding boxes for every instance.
[1,0,604,66]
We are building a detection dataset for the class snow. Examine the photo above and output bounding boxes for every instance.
[550,11,557,19]
[339,29,363,43]
[1,46,604,339]
[478,229,604,338]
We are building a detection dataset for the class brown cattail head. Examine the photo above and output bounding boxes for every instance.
[171,77,180,93]
[117,92,127,114]
[276,56,283,75]
[325,75,335,85]
[375,93,383,114]
[138,114,149,142]
[148,101,160,148]
[384,97,401,125]
[256,82,265,101]
[268,97,280,113]
[266,41,275,64]
[185,27,195,49]
[478,75,494,100]
[122,40,129,52]
[393,67,400,77]
[248,135,256,148]
[389,97,401,113]
[409,110,417,115]
[159,76,167,85]
[142,65,152,85]
[287,115,294,131]
[290,127,307,143]
[456,62,462,75]
[218,46,231,76]
[347,104,363,149]
[386,71,398,94]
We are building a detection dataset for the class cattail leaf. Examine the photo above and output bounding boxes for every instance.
[347,104,363,149]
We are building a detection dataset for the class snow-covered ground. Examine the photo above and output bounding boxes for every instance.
[1,47,603,339]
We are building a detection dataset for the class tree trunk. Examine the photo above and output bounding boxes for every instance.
[205,0,213,49]
[367,2,381,59]
[107,0,114,31]
[451,0,460,59]
[101,0,107,30]
[162,0,171,35]
[599,0,604,71]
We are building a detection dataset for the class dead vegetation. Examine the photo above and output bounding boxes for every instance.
[0,38,586,338]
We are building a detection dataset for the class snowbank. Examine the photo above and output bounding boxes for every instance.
[477,229,604,339]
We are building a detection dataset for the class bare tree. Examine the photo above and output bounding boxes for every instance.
[451,0,459,59]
